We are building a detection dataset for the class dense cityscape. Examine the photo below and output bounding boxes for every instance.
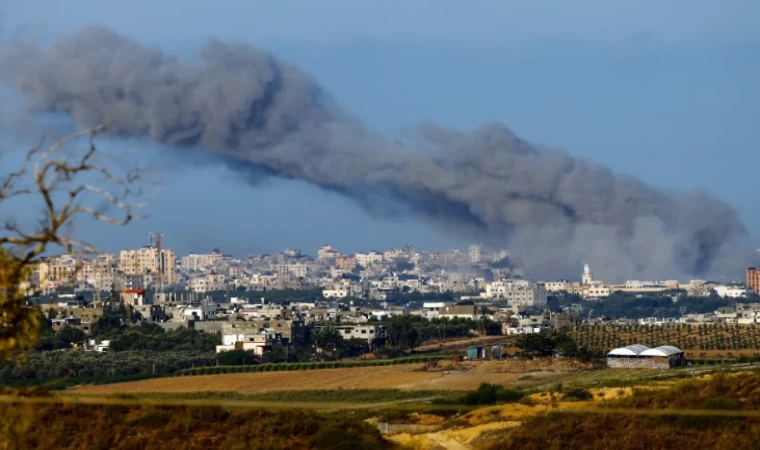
[17,233,760,358]
[2,3,760,449]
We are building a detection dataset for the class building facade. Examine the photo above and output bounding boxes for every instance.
[482,280,547,308]
[748,268,760,295]
[120,247,176,285]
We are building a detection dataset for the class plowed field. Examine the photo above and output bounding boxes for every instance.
[73,359,584,394]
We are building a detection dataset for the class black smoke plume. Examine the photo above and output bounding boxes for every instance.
[0,27,750,281]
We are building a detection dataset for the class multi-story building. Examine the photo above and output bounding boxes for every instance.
[356,251,383,267]
[584,285,611,299]
[180,251,224,272]
[713,284,751,298]
[34,254,119,293]
[748,268,760,295]
[330,325,387,346]
[335,256,357,271]
[275,263,309,278]
[544,280,569,292]
[120,247,176,285]
[468,244,508,264]
[189,273,227,293]
[317,245,340,261]
[482,279,547,308]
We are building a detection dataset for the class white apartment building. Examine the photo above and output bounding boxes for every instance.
[713,285,751,298]
[356,251,384,267]
[482,279,547,308]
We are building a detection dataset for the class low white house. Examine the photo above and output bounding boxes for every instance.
[713,285,751,299]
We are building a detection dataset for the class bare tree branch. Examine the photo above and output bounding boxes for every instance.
[1,123,152,262]
[0,123,153,359]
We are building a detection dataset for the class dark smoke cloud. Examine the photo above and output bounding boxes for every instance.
[0,26,750,281]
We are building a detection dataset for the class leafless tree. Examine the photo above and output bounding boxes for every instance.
[0,124,151,359]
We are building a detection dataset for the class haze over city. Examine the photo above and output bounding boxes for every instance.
[1,1,758,283]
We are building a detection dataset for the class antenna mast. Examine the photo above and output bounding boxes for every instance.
[149,232,165,301]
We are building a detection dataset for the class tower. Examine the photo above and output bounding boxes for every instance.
[582,263,593,285]
[149,232,165,299]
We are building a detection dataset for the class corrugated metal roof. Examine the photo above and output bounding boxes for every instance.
[640,346,683,357]
[607,344,649,356]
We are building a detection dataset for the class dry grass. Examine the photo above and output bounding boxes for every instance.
[73,360,582,395]
[0,401,390,450]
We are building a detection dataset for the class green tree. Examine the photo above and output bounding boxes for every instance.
[516,330,580,357]
[56,325,87,347]
[384,315,422,350]
[311,326,344,351]
[217,349,256,366]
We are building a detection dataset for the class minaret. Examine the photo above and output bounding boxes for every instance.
[582,263,593,285]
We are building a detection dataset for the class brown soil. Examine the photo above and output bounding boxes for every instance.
[73,359,581,395]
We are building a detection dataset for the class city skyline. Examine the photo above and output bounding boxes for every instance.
[1,1,758,282]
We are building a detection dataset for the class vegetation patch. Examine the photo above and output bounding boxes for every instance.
[571,323,760,355]
[562,389,593,402]
[117,389,457,404]
[0,401,391,450]
[435,383,524,406]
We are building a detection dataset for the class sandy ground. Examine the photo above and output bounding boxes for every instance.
[73,360,580,395]
[386,386,637,449]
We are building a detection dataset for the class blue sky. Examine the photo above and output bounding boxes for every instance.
[1,1,759,257]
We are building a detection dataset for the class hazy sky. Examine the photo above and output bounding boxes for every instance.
[1,1,759,259]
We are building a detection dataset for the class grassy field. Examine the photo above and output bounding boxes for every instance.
[104,389,459,404]
[73,359,586,395]
[14,358,760,449]
[572,323,760,357]
[0,400,390,450]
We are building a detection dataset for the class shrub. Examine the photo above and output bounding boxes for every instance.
[563,389,593,402]
[455,383,524,405]
[702,397,741,411]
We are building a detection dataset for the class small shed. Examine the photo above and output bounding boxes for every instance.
[491,345,503,359]
[467,346,486,360]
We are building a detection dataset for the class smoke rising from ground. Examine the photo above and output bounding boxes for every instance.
[0,26,750,281]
